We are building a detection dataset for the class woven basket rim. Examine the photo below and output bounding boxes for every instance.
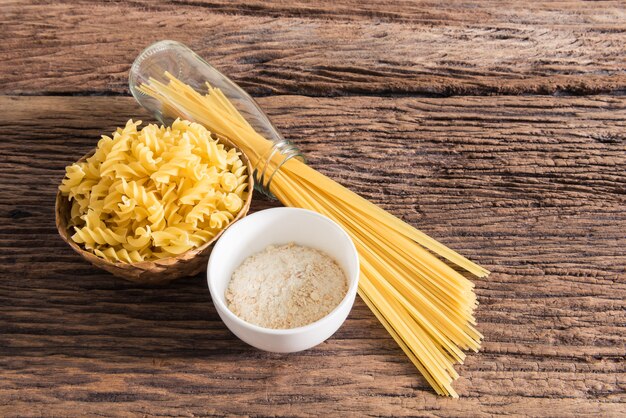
[55,133,254,273]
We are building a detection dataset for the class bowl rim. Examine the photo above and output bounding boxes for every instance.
[55,131,254,270]
[207,206,360,336]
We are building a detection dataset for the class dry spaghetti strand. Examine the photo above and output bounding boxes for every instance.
[139,74,489,397]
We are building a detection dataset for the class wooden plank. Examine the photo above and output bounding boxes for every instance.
[1,1,625,96]
[1,95,624,416]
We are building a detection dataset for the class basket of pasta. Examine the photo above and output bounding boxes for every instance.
[55,119,253,284]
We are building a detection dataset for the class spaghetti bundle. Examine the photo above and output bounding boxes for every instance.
[139,73,489,397]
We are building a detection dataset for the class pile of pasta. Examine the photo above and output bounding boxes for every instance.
[59,119,248,263]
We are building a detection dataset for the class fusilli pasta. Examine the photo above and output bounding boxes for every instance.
[59,119,248,263]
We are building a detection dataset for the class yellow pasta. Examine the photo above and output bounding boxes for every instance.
[59,119,249,262]
[138,73,490,397]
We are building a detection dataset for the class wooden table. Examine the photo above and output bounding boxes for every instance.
[1,1,624,416]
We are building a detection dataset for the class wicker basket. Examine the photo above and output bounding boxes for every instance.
[55,136,254,285]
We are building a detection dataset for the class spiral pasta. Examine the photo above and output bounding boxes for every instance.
[59,119,248,263]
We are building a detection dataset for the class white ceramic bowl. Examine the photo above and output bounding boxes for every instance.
[207,207,360,353]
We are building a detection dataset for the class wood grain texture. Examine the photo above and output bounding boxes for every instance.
[1,0,625,97]
[1,95,624,416]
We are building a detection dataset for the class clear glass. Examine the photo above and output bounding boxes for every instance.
[129,40,303,196]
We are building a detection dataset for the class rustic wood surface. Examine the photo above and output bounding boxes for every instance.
[2,0,626,96]
[1,1,625,417]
